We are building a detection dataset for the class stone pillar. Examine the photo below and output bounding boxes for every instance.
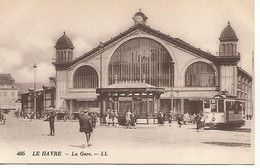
[181,99,184,114]
[69,100,73,113]
[147,98,149,124]
[153,96,156,124]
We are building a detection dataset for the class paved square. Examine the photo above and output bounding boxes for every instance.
[0,114,253,164]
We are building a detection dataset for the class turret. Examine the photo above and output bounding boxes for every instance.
[218,22,238,57]
[54,32,74,64]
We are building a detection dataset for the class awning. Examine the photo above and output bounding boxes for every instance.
[96,81,164,95]
[61,93,97,101]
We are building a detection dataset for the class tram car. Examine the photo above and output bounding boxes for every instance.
[204,94,245,128]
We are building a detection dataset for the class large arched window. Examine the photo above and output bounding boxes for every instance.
[185,62,216,87]
[73,66,98,88]
[108,38,174,87]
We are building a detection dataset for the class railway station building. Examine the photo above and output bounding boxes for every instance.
[52,10,253,124]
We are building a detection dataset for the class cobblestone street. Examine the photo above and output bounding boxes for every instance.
[0,114,253,164]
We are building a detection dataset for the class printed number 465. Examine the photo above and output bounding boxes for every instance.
[16,151,25,156]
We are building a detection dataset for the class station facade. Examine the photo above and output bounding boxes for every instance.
[53,10,253,124]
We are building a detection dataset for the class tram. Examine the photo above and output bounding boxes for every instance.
[204,94,245,128]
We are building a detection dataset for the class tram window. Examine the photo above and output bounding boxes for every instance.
[234,101,241,114]
[218,100,224,113]
[228,101,235,111]
[211,104,217,112]
[204,100,210,108]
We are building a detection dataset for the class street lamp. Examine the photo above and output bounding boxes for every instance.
[98,42,104,124]
[170,61,175,111]
[33,63,37,119]
[98,42,104,88]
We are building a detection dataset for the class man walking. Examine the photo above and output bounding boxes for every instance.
[48,111,55,136]
[79,111,93,148]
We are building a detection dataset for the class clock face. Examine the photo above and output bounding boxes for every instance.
[136,15,143,22]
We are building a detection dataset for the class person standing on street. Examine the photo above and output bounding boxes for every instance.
[168,110,173,127]
[91,112,97,129]
[130,111,136,129]
[113,110,119,126]
[158,110,164,126]
[195,113,201,131]
[48,111,55,136]
[105,109,110,126]
[177,113,183,128]
[125,109,132,129]
[79,111,93,148]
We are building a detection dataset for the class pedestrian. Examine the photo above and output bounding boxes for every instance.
[191,113,196,124]
[158,110,164,126]
[183,113,190,125]
[113,110,118,126]
[168,110,173,127]
[195,113,204,132]
[177,113,183,127]
[15,110,19,119]
[104,109,110,126]
[91,112,97,129]
[200,113,206,131]
[79,111,93,148]
[108,109,113,126]
[130,111,136,129]
[48,111,55,136]
[28,111,34,122]
[125,109,132,129]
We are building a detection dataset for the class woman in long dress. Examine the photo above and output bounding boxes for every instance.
[113,110,118,126]
[125,109,132,129]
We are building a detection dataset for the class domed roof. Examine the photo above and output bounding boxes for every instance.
[219,22,238,42]
[55,32,74,49]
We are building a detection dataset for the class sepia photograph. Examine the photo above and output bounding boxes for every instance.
[0,0,255,165]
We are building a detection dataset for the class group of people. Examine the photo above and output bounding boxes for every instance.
[104,109,118,126]
[125,109,137,129]
[176,112,205,131]
[158,110,174,126]
[45,108,97,148]
[246,114,253,120]
[157,110,206,132]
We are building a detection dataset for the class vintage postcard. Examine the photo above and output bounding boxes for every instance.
[0,0,254,164]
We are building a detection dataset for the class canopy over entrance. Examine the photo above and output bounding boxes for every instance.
[96,81,165,125]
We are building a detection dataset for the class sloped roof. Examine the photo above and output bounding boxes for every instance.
[237,67,252,80]
[69,23,218,67]
[106,81,155,89]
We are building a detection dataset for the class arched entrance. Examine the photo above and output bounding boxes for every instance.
[108,37,174,87]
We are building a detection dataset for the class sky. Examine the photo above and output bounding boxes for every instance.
[0,0,254,83]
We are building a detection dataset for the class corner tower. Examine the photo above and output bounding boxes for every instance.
[218,22,239,96]
[53,32,74,110]
[219,22,238,57]
[54,32,74,64]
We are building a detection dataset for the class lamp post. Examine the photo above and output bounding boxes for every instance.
[170,61,175,111]
[98,42,104,124]
[33,63,37,119]
[99,42,104,88]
